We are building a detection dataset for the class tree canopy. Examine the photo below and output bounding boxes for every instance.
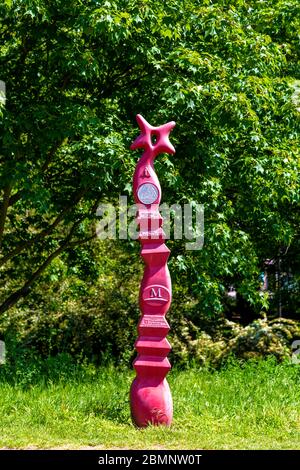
[0,0,299,358]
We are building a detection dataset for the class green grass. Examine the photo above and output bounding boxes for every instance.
[0,357,299,449]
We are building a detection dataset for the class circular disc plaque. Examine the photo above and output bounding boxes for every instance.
[137,183,159,205]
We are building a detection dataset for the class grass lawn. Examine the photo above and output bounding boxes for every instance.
[0,358,299,449]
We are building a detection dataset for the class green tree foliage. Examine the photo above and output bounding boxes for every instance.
[0,1,299,359]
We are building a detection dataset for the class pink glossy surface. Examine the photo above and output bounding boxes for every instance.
[130,114,176,427]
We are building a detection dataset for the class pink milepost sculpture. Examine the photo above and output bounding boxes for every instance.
[130,114,176,427]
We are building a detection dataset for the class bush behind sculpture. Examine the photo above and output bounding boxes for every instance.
[0,0,299,357]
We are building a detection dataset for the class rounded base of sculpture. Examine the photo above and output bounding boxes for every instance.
[130,377,173,428]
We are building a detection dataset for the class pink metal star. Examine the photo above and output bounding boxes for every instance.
[130,114,176,157]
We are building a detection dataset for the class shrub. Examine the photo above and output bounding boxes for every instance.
[170,317,300,367]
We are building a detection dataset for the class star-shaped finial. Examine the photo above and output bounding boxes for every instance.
[130,114,176,157]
